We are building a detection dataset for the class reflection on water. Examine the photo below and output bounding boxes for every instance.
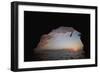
[32,49,84,61]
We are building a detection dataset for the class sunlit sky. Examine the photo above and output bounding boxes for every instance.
[37,27,84,51]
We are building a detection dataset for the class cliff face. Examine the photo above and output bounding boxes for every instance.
[34,26,84,60]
